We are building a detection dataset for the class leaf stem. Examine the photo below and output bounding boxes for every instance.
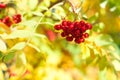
[33,1,64,32]
[25,1,64,47]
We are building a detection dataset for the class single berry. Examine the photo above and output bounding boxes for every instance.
[54,24,61,30]
[74,21,79,30]
[79,20,85,26]
[67,21,72,26]
[75,38,84,44]
[69,24,74,31]
[0,3,6,8]
[0,19,3,22]
[62,20,67,26]
[61,32,66,37]
[63,30,69,36]
[75,38,81,44]
[83,33,89,38]
[4,16,10,21]
[2,16,12,27]
[74,30,81,38]
[79,38,85,42]
[74,21,79,26]
[12,14,22,23]
[85,23,92,29]
[81,26,87,32]
[66,36,73,41]
[61,25,68,31]
[46,30,56,41]
[16,14,21,18]
[6,22,12,27]
[14,19,18,23]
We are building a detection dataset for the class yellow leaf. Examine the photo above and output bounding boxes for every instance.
[0,22,11,33]
[80,43,90,59]
[0,39,7,52]
[112,60,120,71]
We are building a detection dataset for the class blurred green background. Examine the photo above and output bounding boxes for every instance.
[0,0,120,80]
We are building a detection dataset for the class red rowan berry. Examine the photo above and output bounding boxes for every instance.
[61,32,66,37]
[0,3,6,8]
[62,20,67,26]
[81,26,87,32]
[2,16,12,27]
[74,30,81,38]
[75,38,84,44]
[54,24,61,30]
[85,23,92,29]
[74,21,79,27]
[83,33,89,38]
[12,14,22,23]
[46,30,56,41]
[54,20,92,44]
[67,21,72,26]
[66,36,73,41]
[80,20,85,26]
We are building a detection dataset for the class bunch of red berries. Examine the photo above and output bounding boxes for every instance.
[0,3,6,9]
[0,14,22,27]
[54,20,92,44]
[12,14,22,23]
[0,16,12,27]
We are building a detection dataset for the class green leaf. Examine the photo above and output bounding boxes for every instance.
[99,68,107,80]
[93,22,105,32]
[73,55,81,66]
[98,56,107,70]
[34,33,46,38]
[52,6,65,18]
[108,43,120,55]
[52,13,61,20]
[0,70,4,80]
[0,51,3,60]
[0,39,7,51]
[20,20,37,30]
[44,0,50,7]
[3,51,15,62]
[0,30,46,39]
[94,34,113,46]
[100,0,108,8]
[16,52,26,67]
[45,10,52,17]
[0,52,2,58]
[38,6,48,11]
[39,22,54,26]
[27,43,41,52]
[11,42,26,50]
[14,52,26,76]
[112,60,120,71]
[88,13,99,23]
[32,11,43,16]
[86,57,94,64]
[0,30,32,39]
[66,44,81,55]
[28,0,38,10]
[80,44,90,59]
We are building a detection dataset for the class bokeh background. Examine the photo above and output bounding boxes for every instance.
[0,0,120,80]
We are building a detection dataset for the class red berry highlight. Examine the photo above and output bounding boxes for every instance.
[54,20,92,44]
[66,36,73,41]
[2,16,12,27]
[0,3,6,8]
[85,23,92,29]
[83,33,89,38]
[54,24,61,30]
[12,14,22,23]
[0,14,22,27]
